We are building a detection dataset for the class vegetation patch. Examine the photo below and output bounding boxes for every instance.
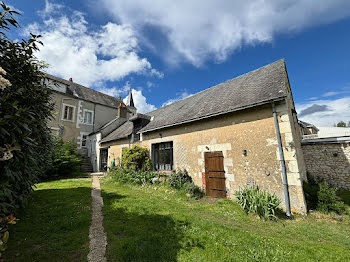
[304,180,346,215]
[235,185,281,220]
[4,178,91,262]
[101,180,350,261]
[44,138,82,180]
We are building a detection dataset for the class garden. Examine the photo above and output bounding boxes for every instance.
[1,3,350,261]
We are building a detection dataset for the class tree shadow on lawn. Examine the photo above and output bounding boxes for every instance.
[102,191,204,262]
[4,187,91,262]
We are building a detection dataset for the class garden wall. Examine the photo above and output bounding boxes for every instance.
[302,139,350,189]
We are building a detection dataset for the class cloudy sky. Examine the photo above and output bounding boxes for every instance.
[7,0,350,126]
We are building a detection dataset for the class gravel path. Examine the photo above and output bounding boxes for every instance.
[87,175,107,262]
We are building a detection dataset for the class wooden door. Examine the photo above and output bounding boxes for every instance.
[205,152,226,198]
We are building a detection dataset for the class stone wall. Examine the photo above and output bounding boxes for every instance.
[302,142,350,189]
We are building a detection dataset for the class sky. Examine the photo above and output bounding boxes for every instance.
[5,0,350,126]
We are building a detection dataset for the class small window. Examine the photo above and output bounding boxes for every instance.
[63,105,74,121]
[81,135,87,147]
[152,142,173,171]
[84,110,93,125]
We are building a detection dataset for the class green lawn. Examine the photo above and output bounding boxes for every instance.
[4,178,92,262]
[101,179,350,262]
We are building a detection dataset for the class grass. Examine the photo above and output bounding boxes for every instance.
[101,178,350,262]
[4,177,92,262]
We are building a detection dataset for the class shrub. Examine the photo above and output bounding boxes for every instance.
[303,181,346,214]
[110,168,158,186]
[167,169,193,189]
[235,185,281,220]
[45,138,81,179]
[168,170,204,199]
[121,145,152,171]
[0,3,53,219]
[317,183,346,214]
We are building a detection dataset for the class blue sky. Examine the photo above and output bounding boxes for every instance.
[6,0,350,126]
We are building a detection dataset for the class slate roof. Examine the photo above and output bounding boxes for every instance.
[100,121,134,143]
[298,120,318,130]
[140,59,288,133]
[45,74,121,108]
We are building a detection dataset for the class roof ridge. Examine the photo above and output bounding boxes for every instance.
[147,59,285,115]
[44,73,121,102]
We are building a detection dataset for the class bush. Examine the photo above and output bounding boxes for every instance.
[45,138,81,179]
[167,169,192,189]
[303,181,346,214]
[168,170,204,199]
[235,185,281,220]
[110,168,159,186]
[0,4,53,218]
[121,145,152,171]
[317,183,346,214]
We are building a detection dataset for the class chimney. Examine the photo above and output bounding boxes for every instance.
[118,102,127,119]
[69,77,73,82]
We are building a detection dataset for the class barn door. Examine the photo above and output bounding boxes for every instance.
[205,152,226,198]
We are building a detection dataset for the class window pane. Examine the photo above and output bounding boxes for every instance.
[68,107,73,120]
[84,111,92,124]
[64,106,68,119]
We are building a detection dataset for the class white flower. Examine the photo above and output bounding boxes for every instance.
[0,66,11,91]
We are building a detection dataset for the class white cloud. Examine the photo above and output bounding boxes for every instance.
[25,1,162,86]
[123,89,156,113]
[100,0,350,66]
[161,91,193,107]
[322,90,350,97]
[296,97,350,127]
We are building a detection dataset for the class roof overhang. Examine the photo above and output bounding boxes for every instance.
[138,97,286,134]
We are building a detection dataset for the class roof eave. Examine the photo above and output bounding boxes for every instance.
[139,96,286,134]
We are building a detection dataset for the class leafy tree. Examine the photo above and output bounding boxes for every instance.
[0,2,53,218]
[336,121,346,127]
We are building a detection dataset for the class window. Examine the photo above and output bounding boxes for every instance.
[62,104,75,121]
[152,142,173,171]
[81,135,87,147]
[83,110,93,125]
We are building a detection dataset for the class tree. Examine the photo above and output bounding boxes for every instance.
[336,121,346,127]
[0,2,53,218]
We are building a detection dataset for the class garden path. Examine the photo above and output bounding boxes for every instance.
[87,175,107,262]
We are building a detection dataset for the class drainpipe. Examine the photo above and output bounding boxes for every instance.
[272,102,291,217]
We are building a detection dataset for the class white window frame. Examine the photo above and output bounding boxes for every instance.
[83,109,94,125]
[61,103,76,122]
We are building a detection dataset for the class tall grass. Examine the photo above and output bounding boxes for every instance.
[235,185,281,220]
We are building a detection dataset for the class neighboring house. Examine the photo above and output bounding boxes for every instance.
[302,136,350,190]
[298,120,319,139]
[317,126,350,138]
[45,74,122,151]
[99,59,308,214]
[86,91,137,172]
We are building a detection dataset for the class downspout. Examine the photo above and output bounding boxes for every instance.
[272,102,291,217]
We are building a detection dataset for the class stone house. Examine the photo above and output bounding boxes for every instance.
[302,136,350,190]
[45,74,123,151]
[99,59,308,214]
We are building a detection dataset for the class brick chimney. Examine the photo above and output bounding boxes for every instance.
[118,102,127,119]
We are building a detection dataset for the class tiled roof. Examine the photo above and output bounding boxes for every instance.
[140,59,288,133]
[45,74,121,108]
